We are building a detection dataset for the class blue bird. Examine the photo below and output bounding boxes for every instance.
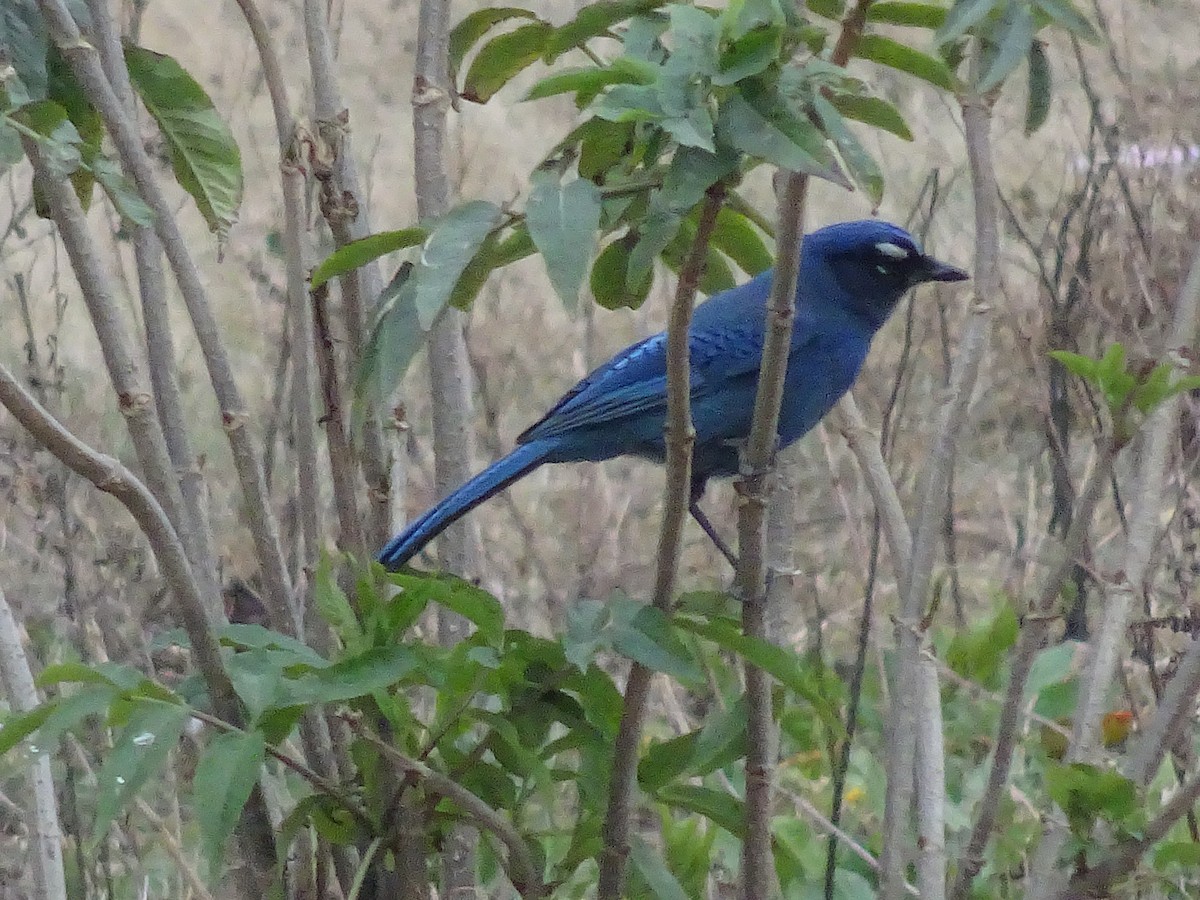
[379,219,967,570]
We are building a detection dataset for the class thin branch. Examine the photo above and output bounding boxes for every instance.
[303,0,393,550]
[35,0,297,634]
[0,588,68,900]
[352,728,545,898]
[312,283,367,559]
[948,440,1118,900]
[881,80,1000,900]
[779,787,921,898]
[735,171,808,900]
[598,185,725,900]
[1121,242,1200,788]
[82,0,221,614]
[1027,241,1200,900]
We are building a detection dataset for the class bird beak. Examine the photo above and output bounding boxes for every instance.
[916,255,969,284]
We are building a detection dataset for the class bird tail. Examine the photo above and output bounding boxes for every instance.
[378,440,550,571]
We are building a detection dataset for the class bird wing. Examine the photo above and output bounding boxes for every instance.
[516,325,768,444]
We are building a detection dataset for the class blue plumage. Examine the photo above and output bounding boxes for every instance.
[379,219,967,570]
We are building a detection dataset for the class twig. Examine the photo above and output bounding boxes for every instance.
[352,728,545,898]
[1028,239,1200,900]
[881,80,1000,900]
[736,170,808,900]
[0,588,69,900]
[598,184,726,899]
[82,0,222,615]
[947,440,1118,900]
[312,283,367,560]
[35,0,297,635]
[303,0,393,549]
[778,787,920,897]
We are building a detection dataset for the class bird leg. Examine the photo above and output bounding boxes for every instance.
[688,499,738,568]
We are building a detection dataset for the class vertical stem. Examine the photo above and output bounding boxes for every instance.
[0,589,69,900]
[36,0,297,635]
[303,0,394,550]
[597,186,725,900]
[881,86,999,900]
[411,0,477,892]
[83,0,222,616]
[736,173,807,900]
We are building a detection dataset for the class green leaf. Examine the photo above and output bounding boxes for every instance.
[9,99,82,177]
[936,0,1001,45]
[591,233,654,309]
[976,2,1035,93]
[358,265,421,407]
[449,8,540,79]
[1155,841,1200,870]
[1035,0,1100,42]
[194,730,266,879]
[1045,763,1139,835]
[612,606,702,683]
[92,701,190,844]
[124,45,241,240]
[806,0,846,18]
[526,175,603,311]
[812,94,883,206]
[46,45,100,207]
[676,615,846,737]
[26,687,121,754]
[449,222,536,308]
[314,555,361,641]
[577,119,636,179]
[1048,349,1096,379]
[412,201,504,327]
[311,228,428,290]
[1,0,50,99]
[0,703,56,756]
[288,645,421,705]
[866,2,947,28]
[945,602,1018,688]
[219,623,329,667]
[1024,40,1052,135]
[390,571,505,646]
[716,88,842,183]
[713,25,782,86]
[855,34,956,90]
[655,783,744,836]
[627,205,683,294]
[462,22,553,103]
[525,58,658,104]
[639,696,747,789]
[545,0,665,59]
[709,208,772,275]
[630,836,691,900]
[90,155,155,226]
[829,92,914,141]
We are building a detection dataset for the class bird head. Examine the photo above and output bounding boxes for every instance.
[804,220,969,330]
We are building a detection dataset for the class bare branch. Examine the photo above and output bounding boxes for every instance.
[34,0,297,633]
[0,588,68,900]
[598,185,725,900]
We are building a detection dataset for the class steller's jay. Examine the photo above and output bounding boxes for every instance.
[379,219,968,570]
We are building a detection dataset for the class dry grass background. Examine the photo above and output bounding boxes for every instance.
[3,0,1200,895]
[1,0,1199,727]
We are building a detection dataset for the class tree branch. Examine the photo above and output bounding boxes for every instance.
[598,184,725,900]
[0,588,68,900]
[35,0,297,634]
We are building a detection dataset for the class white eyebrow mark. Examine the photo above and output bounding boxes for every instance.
[875,241,910,259]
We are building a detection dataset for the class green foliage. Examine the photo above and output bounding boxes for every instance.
[353,0,1041,400]
[1050,344,1200,443]
[124,45,242,240]
[193,731,267,879]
